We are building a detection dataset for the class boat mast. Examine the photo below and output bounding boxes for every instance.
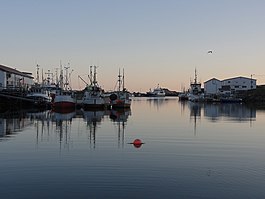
[122,68,125,91]
[36,64,40,84]
[45,69,53,86]
[59,62,63,89]
[194,68,197,84]
[89,65,93,85]
[64,64,70,90]
[93,65,97,87]
[118,68,121,92]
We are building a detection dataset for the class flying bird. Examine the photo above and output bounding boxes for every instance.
[207,50,213,54]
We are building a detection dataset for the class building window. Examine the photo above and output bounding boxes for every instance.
[242,86,247,88]
[235,86,239,88]
[228,81,230,83]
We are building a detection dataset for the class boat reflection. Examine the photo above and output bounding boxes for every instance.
[51,110,76,150]
[109,108,131,123]
[146,97,178,110]
[110,108,131,148]
[82,109,109,149]
[187,102,202,135]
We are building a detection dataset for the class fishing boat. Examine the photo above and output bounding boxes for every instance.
[178,92,188,101]
[146,84,166,97]
[26,88,52,108]
[187,69,204,102]
[25,66,60,108]
[82,66,109,110]
[110,69,131,109]
[53,64,75,111]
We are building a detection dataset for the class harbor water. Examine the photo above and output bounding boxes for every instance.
[0,97,265,198]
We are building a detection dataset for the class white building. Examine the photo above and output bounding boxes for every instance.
[0,64,34,90]
[204,76,256,95]
[204,78,222,95]
[222,76,256,91]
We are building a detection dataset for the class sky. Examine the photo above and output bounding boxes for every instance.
[1,0,265,92]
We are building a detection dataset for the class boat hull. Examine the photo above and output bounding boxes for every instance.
[111,99,131,109]
[53,95,75,111]
[82,96,111,109]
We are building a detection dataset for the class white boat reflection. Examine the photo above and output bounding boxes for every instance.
[110,108,131,148]
[187,101,202,135]
[82,109,108,124]
[51,111,76,122]
[81,109,110,149]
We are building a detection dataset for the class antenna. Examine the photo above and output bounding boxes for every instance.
[36,64,40,84]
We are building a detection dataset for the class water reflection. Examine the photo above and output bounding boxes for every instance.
[179,101,257,135]
[110,109,131,148]
[0,108,132,149]
[146,97,177,109]
[52,110,76,150]
[203,103,256,122]
[187,102,202,135]
[181,101,256,122]
[82,110,109,149]
[0,110,35,140]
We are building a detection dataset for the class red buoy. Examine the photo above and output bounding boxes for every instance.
[132,139,144,148]
[133,139,142,145]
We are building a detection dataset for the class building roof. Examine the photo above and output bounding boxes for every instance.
[0,64,33,79]
[223,76,256,81]
[204,78,221,84]
[204,76,257,84]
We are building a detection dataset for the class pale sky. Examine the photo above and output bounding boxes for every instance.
[1,0,265,92]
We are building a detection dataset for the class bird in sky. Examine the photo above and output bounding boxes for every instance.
[207,50,213,54]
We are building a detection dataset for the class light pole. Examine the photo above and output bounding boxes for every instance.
[251,74,255,89]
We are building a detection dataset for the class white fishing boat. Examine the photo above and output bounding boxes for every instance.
[26,66,59,108]
[82,66,109,109]
[110,69,131,109]
[26,86,52,107]
[146,84,166,97]
[187,69,204,102]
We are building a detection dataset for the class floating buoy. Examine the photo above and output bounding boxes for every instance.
[128,139,145,148]
[133,139,142,145]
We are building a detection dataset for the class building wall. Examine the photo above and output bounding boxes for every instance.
[204,79,222,95]
[204,77,256,95]
[222,77,256,90]
[5,72,33,89]
[0,71,5,90]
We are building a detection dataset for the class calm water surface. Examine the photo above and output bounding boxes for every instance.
[0,97,265,199]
